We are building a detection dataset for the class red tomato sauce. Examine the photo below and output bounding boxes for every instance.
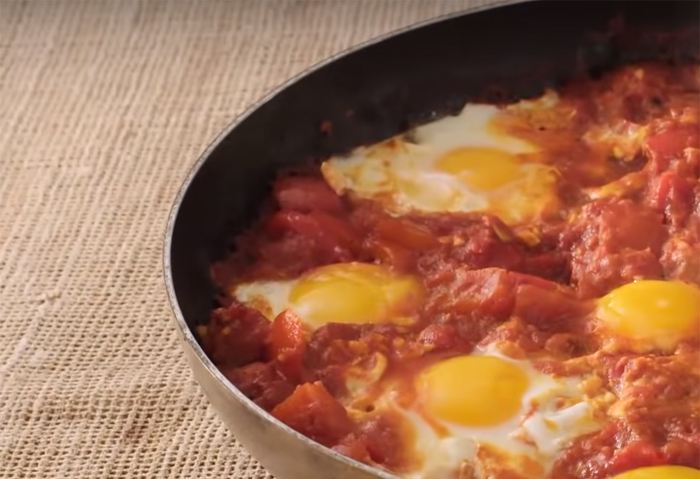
[201,62,700,479]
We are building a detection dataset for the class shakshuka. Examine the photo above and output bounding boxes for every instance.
[200,62,700,479]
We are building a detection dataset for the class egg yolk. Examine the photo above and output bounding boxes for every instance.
[608,465,700,479]
[417,355,529,427]
[597,280,700,352]
[288,262,423,328]
[434,147,522,191]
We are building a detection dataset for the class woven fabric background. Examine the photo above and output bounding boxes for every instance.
[0,1,495,477]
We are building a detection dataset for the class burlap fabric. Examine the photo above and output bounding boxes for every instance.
[0,1,494,477]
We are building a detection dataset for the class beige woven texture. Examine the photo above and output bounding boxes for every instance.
[0,0,495,477]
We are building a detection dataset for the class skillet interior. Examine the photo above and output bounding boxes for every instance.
[166,0,699,476]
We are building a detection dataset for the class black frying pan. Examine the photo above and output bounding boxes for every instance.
[164,2,699,478]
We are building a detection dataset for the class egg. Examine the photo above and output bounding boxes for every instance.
[350,344,602,479]
[608,465,700,479]
[417,354,529,428]
[232,262,424,329]
[596,279,700,353]
[321,103,561,225]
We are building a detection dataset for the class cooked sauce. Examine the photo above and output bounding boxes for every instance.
[201,63,700,479]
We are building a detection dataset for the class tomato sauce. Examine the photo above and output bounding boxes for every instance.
[202,62,700,478]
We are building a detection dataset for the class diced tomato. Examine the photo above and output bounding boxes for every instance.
[665,173,695,225]
[425,267,516,322]
[363,237,415,272]
[542,332,592,359]
[273,176,344,214]
[481,318,550,354]
[661,234,700,284]
[513,282,592,331]
[304,323,364,394]
[604,200,666,252]
[649,171,674,209]
[521,252,570,283]
[332,434,372,463]
[271,381,354,447]
[647,171,694,227]
[416,219,531,279]
[222,361,295,411]
[417,324,466,351]
[563,199,666,298]
[356,412,415,469]
[203,302,271,367]
[253,234,321,278]
[645,124,699,171]
[265,210,360,263]
[375,217,439,250]
[551,423,619,479]
[511,271,562,291]
[663,439,700,468]
[456,222,525,271]
[268,309,307,382]
[312,323,363,343]
[673,147,700,179]
[310,364,349,398]
[610,441,667,475]
[600,355,630,383]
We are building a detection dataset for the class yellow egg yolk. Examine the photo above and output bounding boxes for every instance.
[597,280,700,352]
[434,147,522,191]
[288,262,423,328]
[608,465,700,479]
[417,355,529,427]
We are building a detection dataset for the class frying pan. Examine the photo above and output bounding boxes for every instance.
[164,1,700,478]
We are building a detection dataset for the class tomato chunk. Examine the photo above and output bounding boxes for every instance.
[223,361,295,411]
[202,302,271,367]
[513,282,592,332]
[356,412,416,470]
[265,210,360,263]
[661,228,700,283]
[645,124,699,171]
[609,441,667,475]
[273,176,344,214]
[375,216,439,250]
[271,381,354,447]
[663,438,700,468]
[268,309,307,382]
[647,171,695,228]
[363,237,415,272]
[426,267,515,320]
[417,324,466,351]
[332,434,372,463]
[563,198,666,298]
[418,220,526,278]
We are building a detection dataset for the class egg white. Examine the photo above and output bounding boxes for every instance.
[321,103,560,225]
[350,343,602,479]
[234,280,293,321]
